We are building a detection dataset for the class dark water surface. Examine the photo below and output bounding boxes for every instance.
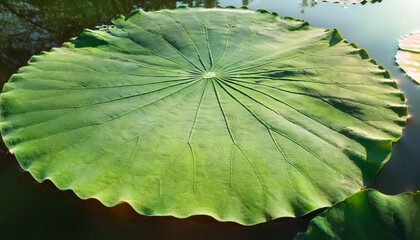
[0,0,419,239]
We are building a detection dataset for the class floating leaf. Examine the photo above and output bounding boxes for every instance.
[296,189,420,239]
[396,32,420,84]
[0,8,406,225]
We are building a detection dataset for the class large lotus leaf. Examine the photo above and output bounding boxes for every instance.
[296,189,420,239]
[396,32,420,84]
[0,8,407,225]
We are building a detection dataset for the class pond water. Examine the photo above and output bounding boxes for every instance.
[0,0,419,239]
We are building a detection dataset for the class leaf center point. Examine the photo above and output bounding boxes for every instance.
[202,71,217,79]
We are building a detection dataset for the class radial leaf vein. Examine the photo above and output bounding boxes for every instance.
[212,79,277,204]
[74,80,205,185]
[192,13,214,69]
[15,79,198,115]
[17,80,201,143]
[217,79,353,180]
[214,25,258,71]
[124,16,204,72]
[167,14,209,71]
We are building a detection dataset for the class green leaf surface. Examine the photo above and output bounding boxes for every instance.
[296,189,420,240]
[396,32,420,84]
[0,8,406,225]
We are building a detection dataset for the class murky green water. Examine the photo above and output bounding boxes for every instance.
[0,0,419,239]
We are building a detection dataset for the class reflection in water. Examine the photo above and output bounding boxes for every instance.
[242,0,251,5]
[299,0,383,12]
[299,0,318,13]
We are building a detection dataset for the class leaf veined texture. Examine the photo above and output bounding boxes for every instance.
[0,8,407,225]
